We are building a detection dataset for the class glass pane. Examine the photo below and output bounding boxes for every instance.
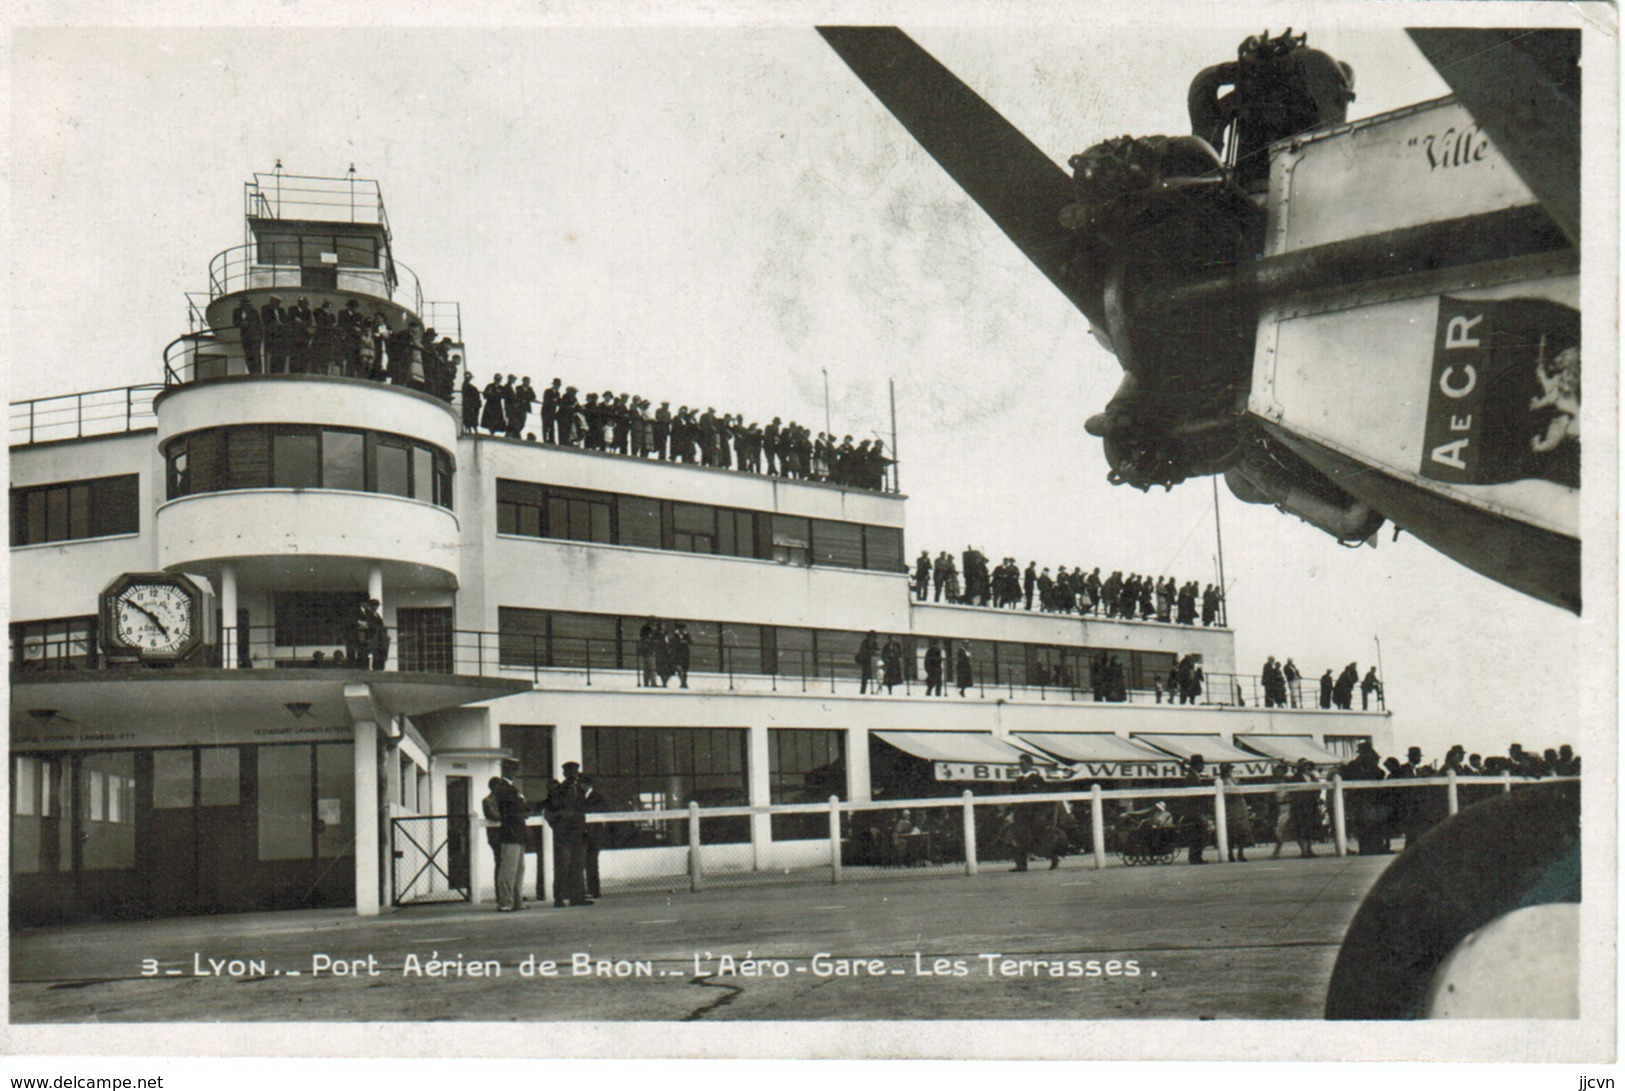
[199,748,240,805]
[376,443,410,497]
[673,503,714,534]
[315,742,354,858]
[68,484,91,539]
[82,752,136,870]
[812,520,865,568]
[322,431,365,491]
[46,489,69,542]
[153,750,194,809]
[864,526,904,572]
[412,447,433,502]
[225,428,270,489]
[617,495,662,550]
[589,502,611,543]
[257,745,312,860]
[272,432,320,488]
[15,756,37,816]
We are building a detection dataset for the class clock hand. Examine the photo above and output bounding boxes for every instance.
[128,600,171,638]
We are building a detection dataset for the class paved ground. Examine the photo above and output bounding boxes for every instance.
[11,853,1390,1022]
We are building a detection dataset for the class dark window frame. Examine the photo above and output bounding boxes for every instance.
[162,426,452,511]
[11,475,139,546]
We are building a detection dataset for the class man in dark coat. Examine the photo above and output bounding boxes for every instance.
[856,631,878,695]
[541,379,562,444]
[480,374,507,435]
[287,297,313,373]
[1361,666,1383,710]
[487,776,529,912]
[1023,562,1038,611]
[233,297,264,374]
[913,551,931,601]
[1319,669,1335,709]
[260,296,290,373]
[1179,756,1210,864]
[1334,663,1358,710]
[460,372,481,432]
[544,762,592,907]
[924,640,944,696]
[955,644,974,697]
[1008,754,1049,872]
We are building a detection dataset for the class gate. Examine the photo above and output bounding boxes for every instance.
[391,814,473,906]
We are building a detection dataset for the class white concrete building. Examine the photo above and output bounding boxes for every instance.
[8,172,1392,924]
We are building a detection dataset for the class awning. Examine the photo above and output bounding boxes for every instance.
[1133,733,1278,777]
[1015,733,1187,780]
[1235,734,1345,767]
[872,731,1047,783]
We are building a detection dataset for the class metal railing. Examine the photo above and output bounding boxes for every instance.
[9,385,163,446]
[205,243,424,316]
[428,772,1573,906]
[246,171,391,232]
[10,628,1390,719]
[160,329,460,401]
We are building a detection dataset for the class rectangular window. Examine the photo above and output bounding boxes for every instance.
[863,526,904,572]
[322,430,365,491]
[582,727,749,846]
[199,748,241,806]
[333,235,379,268]
[257,233,300,265]
[257,744,312,861]
[412,446,433,503]
[672,503,718,555]
[811,520,865,569]
[772,514,811,566]
[616,494,663,550]
[549,611,619,670]
[376,441,411,498]
[770,728,846,840]
[11,475,140,546]
[545,488,614,544]
[499,725,554,809]
[152,750,194,809]
[717,509,757,559]
[273,591,365,649]
[719,621,763,675]
[271,431,319,488]
[223,428,270,489]
[434,453,455,510]
[11,616,97,672]
[498,606,548,668]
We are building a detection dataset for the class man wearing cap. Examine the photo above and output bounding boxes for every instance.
[1008,753,1049,872]
[288,297,313,374]
[1288,759,1321,857]
[541,379,562,445]
[545,762,593,907]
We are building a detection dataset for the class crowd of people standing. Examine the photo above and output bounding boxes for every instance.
[913,549,1224,626]
[461,376,895,492]
[231,295,461,400]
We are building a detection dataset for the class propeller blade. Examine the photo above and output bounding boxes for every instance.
[817,27,1106,330]
[1407,28,1580,245]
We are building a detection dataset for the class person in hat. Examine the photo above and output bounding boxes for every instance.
[544,762,593,907]
[232,295,264,374]
[260,295,290,373]
[1288,759,1322,857]
[485,775,529,912]
[1179,755,1210,864]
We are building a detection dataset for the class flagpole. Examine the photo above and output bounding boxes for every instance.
[1212,476,1228,627]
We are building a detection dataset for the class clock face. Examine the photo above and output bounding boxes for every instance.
[111,583,195,655]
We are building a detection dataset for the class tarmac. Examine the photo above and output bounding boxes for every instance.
[10,852,1391,1023]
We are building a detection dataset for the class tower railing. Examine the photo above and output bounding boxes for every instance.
[204,243,424,316]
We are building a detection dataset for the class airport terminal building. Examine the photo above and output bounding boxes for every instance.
[9,174,1393,925]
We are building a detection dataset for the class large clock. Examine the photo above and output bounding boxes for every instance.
[100,573,210,662]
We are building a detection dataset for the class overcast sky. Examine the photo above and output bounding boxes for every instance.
[5,10,1600,760]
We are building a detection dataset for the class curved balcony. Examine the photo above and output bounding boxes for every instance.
[155,371,458,450]
[156,488,460,587]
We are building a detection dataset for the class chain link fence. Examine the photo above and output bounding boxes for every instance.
[396,771,1572,908]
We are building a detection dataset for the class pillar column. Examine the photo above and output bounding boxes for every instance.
[353,717,382,916]
[220,564,237,669]
[847,726,872,803]
[748,724,772,868]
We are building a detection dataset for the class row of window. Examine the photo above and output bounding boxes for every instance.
[502,725,845,845]
[164,425,454,509]
[496,606,1178,689]
[11,475,140,547]
[13,744,352,877]
[496,479,904,572]
[255,232,381,270]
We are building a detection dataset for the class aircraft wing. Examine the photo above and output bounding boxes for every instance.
[816,27,1107,331]
[1407,28,1580,245]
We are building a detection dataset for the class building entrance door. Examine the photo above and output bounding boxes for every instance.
[446,775,472,890]
[145,747,253,916]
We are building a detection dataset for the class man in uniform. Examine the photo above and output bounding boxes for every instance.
[260,295,290,374]
[541,378,562,444]
[544,762,593,907]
